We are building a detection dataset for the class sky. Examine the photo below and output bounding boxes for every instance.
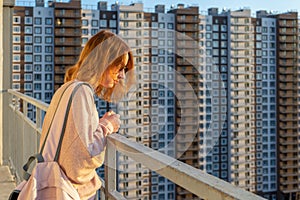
[81,0,300,14]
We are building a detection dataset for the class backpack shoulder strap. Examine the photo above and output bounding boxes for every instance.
[39,81,75,154]
[53,82,93,161]
[22,153,44,181]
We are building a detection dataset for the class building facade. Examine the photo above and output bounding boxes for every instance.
[12,1,300,199]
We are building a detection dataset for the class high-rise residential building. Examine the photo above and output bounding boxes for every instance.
[13,6,34,96]
[168,5,201,200]
[49,0,81,91]
[13,3,55,120]
[226,8,257,192]
[203,8,229,182]
[33,5,55,104]
[117,3,145,199]
[143,6,176,199]
[81,7,99,46]
[11,1,300,199]
[255,11,278,199]
[155,9,176,200]
[81,2,119,183]
[275,12,300,200]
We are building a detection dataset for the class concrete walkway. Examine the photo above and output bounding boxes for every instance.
[0,165,16,200]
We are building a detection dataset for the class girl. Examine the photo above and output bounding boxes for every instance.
[39,30,135,199]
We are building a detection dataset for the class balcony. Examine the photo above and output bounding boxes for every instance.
[0,89,266,200]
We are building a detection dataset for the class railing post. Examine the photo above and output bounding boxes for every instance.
[35,107,41,152]
[105,136,117,200]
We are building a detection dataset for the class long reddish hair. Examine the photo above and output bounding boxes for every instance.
[64,30,135,102]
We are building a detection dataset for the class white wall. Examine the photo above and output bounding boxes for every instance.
[1,0,14,165]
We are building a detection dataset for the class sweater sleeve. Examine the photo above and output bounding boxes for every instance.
[72,84,113,157]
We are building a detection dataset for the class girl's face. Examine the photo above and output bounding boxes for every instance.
[100,53,129,88]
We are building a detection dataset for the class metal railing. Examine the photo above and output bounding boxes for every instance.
[5,89,266,200]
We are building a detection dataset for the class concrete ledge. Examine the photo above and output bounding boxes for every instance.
[107,134,267,200]
[0,165,16,200]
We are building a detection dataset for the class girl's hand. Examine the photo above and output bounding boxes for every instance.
[102,111,121,133]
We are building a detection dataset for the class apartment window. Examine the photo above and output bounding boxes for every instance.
[262,50,268,56]
[212,25,218,31]
[13,26,21,33]
[156,58,164,65]
[206,49,212,56]
[261,42,268,48]
[45,46,52,53]
[257,34,263,41]
[45,18,52,25]
[58,9,65,15]
[262,58,267,64]
[262,27,268,33]
[34,46,41,53]
[34,83,42,90]
[91,20,98,27]
[13,64,20,71]
[213,33,218,39]
[24,36,32,44]
[82,29,88,35]
[13,36,21,43]
[45,65,52,71]
[45,83,52,90]
[24,45,32,53]
[158,31,165,38]
[136,21,142,27]
[24,54,33,62]
[91,29,98,35]
[45,27,52,34]
[24,26,32,34]
[13,16,21,24]
[34,55,42,62]
[269,35,275,41]
[82,38,88,45]
[25,17,32,24]
[99,19,107,27]
[219,25,226,31]
[45,55,52,62]
[24,74,32,81]
[167,40,173,46]
[45,74,52,81]
[82,19,88,26]
[34,74,41,81]
[34,36,42,43]
[24,64,32,72]
[158,39,165,46]
[13,83,20,90]
[167,23,173,29]
[24,83,32,90]
[45,92,52,100]
[167,31,174,38]
[13,74,20,81]
[34,93,41,99]
[268,43,275,50]
[34,65,41,72]
[166,57,173,63]
[261,35,268,41]
[13,45,20,52]
[135,13,142,19]
[221,41,227,48]
[45,37,52,44]
[159,23,165,29]
[34,17,42,25]
[269,50,275,56]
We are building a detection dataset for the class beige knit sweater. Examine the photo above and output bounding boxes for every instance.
[39,80,114,199]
